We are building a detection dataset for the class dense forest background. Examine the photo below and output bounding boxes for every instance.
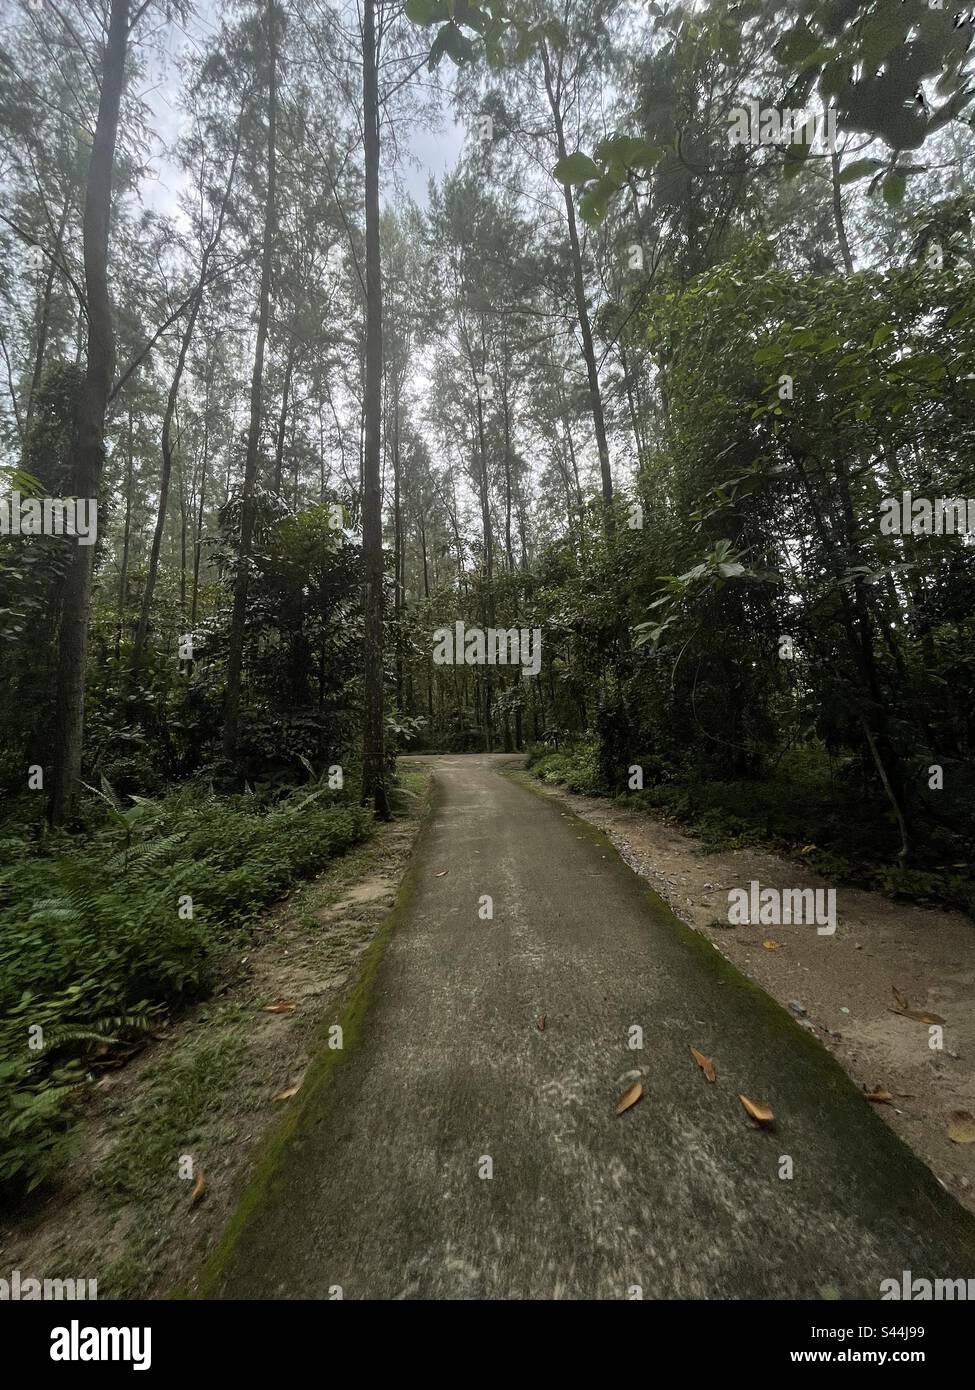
[0,0,973,1195]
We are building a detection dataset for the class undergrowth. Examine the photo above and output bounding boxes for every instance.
[0,782,372,1201]
[526,743,975,917]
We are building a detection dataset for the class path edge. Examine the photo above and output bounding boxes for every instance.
[192,780,434,1300]
[507,765,975,1252]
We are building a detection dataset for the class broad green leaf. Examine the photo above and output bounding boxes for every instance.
[882,172,906,206]
[838,157,885,184]
[404,0,449,24]
[579,176,613,225]
[428,21,475,68]
[553,152,601,185]
[772,22,821,65]
[783,141,811,180]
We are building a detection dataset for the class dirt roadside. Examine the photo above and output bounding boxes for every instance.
[0,777,428,1297]
[526,778,975,1219]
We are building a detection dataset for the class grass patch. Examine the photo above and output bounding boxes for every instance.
[95,1031,249,1208]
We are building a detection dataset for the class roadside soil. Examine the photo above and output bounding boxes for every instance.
[0,780,428,1297]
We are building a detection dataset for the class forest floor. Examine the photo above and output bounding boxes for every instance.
[0,772,429,1298]
[204,754,975,1300]
[525,774,975,1221]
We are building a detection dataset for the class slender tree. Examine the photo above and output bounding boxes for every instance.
[223,0,279,767]
[49,0,131,825]
[359,0,390,817]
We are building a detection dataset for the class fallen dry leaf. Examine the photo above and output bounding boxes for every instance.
[272,1085,301,1102]
[739,1094,775,1128]
[263,1001,295,1014]
[615,1082,643,1115]
[864,1087,894,1105]
[762,939,781,950]
[889,1006,945,1025]
[947,1110,975,1144]
[690,1047,716,1083]
[537,1015,546,1032]
[892,985,910,1012]
[434,869,448,877]
[190,1168,205,1205]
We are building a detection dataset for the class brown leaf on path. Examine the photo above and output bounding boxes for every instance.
[891,985,910,1012]
[537,1015,546,1032]
[690,1047,716,1082]
[615,1082,642,1115]
[273,1085,301,1102]
[947,1110,975,1144]
[864,1087,894,1104]
[190,1168,205,1205]
[263,1001,295,1014]
[889,1006,945,1025]
[739,1094,775,1128]
[762,939,781,950]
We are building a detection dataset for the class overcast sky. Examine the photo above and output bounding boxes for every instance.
[136,3,465,222]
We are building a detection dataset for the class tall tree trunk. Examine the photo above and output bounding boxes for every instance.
[473,375,494,750]
[49,0,130,826]
[116,407,133,658]
[25,195,71,438]
[360,0,390,817]
[132,292,200,667]
[223,0,278,767]
[134,113,241,670]
[118,405,134,658]
[191,367,212,629]
[273,336,297,494]
[830,142,854,275]
[176,412,188,612]
[391,369,404,709]
[498,350,515,571]
[541,43,612,507]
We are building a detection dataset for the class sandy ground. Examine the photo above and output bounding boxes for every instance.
[535,780,975,1218]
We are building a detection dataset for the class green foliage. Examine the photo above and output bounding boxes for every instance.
[0,788,372,1200]
[526,743,604,795]
[94,1035,248,1207]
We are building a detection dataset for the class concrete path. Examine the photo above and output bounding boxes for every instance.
[212,755,975,1299]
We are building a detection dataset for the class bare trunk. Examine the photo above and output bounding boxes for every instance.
[116,407,134,658]
[273,336,297,495]
[541,44,612,507]
[25,196,71,438]
[360,0,390,817]
[830,142,854,275]
[134,114,241,670]
[49,0,130,825]
[223,0,278,767]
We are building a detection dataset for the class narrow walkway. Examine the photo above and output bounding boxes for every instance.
[214,755,975,1299]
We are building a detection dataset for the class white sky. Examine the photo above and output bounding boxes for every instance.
[136,2,464,221]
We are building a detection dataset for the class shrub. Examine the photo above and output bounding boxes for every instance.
[0,787,372,1200]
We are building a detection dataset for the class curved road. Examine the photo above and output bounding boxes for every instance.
[212,755,975,1300]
